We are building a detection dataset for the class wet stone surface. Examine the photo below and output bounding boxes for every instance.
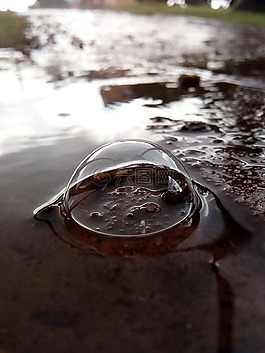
[101,79,265,218]
[164,82,265,218]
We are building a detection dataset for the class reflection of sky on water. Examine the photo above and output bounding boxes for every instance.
[30,9,217,75]
[0,64,154,155]
[0,62,205,156]
[0,0,36,11]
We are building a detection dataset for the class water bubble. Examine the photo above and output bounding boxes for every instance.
[34,139,201,253]
[65,139,199,235]
[90,212,103,217]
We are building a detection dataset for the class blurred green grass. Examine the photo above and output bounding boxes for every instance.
[106,3,265,26]
[0,11,28,49]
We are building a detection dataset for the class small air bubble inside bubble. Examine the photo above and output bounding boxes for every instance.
[90,212,103,217]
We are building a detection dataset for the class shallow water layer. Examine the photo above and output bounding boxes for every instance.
[1,9,265,353]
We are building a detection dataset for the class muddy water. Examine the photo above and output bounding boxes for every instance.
[1,9,265,353]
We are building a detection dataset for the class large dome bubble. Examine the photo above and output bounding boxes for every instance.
[59,139,199,236]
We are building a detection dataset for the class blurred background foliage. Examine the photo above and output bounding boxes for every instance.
[0,11,28,49]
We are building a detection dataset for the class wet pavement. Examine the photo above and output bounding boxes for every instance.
[0,9,265,353]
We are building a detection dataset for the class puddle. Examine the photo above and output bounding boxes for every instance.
[1,9,265,353]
